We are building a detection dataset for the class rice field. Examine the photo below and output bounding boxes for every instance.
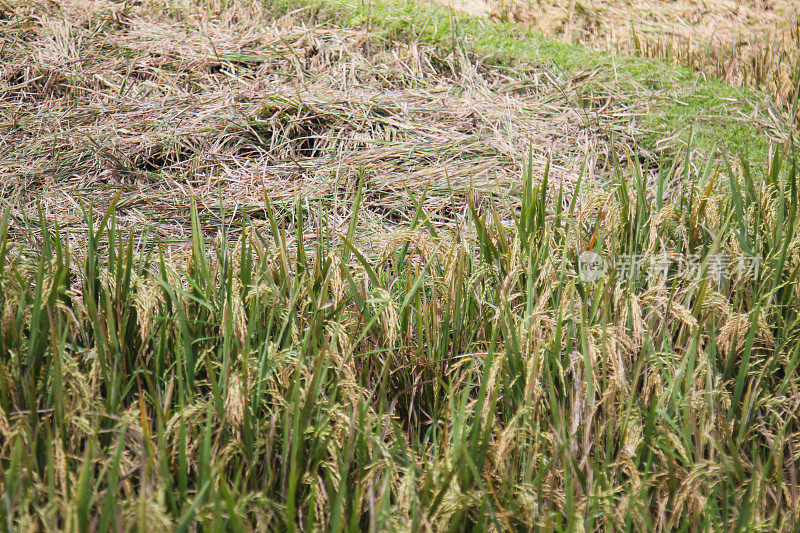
[1,0,800,530]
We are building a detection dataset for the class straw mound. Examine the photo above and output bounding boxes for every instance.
[0,0,632,242]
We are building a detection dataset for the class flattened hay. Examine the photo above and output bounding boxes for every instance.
[1,0,620,243]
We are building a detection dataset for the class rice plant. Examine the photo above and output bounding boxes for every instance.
[0,143,799,529]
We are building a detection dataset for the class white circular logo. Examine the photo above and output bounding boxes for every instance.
[578,251,606,282]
